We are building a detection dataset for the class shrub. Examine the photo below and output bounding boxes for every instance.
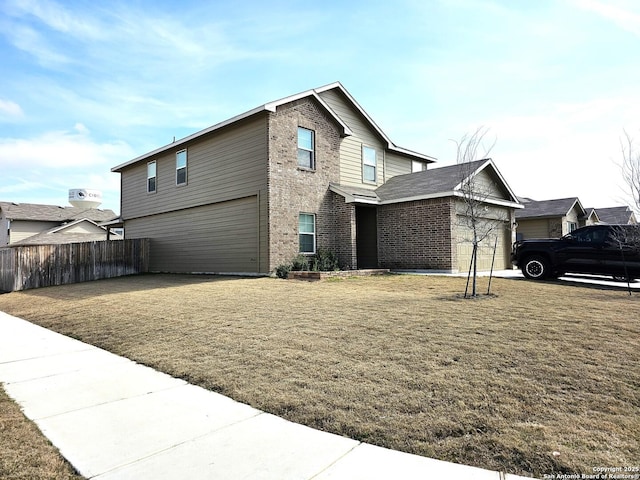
[291,254,311,271]
[313,248,340,272]
[275,263,291,279]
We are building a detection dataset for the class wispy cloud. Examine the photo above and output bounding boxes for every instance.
[0,98,24,119]
[571,0,640,36]
[1,125,130,210]
[1,125,133,169]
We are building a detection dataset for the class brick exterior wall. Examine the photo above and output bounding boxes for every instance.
[267,98,356,270]
[325,192,357,269]
[378,197,456,270]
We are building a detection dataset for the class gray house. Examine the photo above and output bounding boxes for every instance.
[111,82,521,274]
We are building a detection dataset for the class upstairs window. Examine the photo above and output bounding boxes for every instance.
[362,146,377,183]
[176,149,187,185]
[299,213,316,254]
[297,127,315,169]
[147,161,157,193]
[412,160,426,173]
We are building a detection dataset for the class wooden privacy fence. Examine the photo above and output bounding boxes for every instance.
[0,239,149,292]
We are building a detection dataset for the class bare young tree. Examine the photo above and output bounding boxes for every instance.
[620,131,640,212]
[607,224,640,295]
[453,127,508,297]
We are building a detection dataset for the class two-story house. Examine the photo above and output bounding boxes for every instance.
[111,82,521,274]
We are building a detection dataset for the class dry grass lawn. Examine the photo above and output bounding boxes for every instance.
[0,273,638,477]
[0,385,84,480]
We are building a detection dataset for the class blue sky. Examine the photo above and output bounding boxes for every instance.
[2,0,640,214]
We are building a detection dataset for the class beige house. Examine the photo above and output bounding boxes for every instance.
[515,197,590,240]
[0,202,118,247]
[10,218,123,245]
[111,82,521,274]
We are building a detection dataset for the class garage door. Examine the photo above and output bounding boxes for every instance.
[126,196,259,273]
[457,220,509,273]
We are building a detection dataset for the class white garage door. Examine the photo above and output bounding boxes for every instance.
[126,196,259,273]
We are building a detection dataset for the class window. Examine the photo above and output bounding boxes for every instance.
[176,149,187,185]
[568,222,578,233]
[412,160,426,173]
[362,146,377,183]
[147,161,156,193]
[299,213,316,254]
[297,127,315,169]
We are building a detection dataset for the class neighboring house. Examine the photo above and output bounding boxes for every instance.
[0,202,118,247]
[582,208,601,226]
[515,197,587,240]
[11,219,123,245]
[594,206,637,224]
[111,82,521,274]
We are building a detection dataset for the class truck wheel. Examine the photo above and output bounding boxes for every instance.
[522,256,549,280]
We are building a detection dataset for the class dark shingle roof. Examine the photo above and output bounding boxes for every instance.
[515,197,583,219]
[595,206,635,224]
[0,202,117,223]
[376,159,488,202]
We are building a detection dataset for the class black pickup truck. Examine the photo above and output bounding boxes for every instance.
[511,224,640,281]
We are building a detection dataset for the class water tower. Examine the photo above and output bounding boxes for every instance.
[68,189,103,209]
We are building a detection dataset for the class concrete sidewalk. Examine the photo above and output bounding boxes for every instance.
[0,311,531,479]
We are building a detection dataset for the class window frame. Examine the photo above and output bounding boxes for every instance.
[298,213,316,254]
[147,161,157,193]
[297,127,315,170]
[412,160,426,173]
[176,149,187,186]
[362,145,377,184]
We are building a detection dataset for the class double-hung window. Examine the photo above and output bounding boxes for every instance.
[297,127,315,169]
[299,213,316,254]
[176,149,187,185]
[362,146,377,183]
[147,161,157,193]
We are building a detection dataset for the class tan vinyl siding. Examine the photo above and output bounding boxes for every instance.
[120,114,269,220]
[60,222,106,234]
[8,220,59,244]
[517,219,550,239]
[385,151,413,180]
[119,113,269,273]
[125,196,259,273]
[318,89,385,188]
[564,207,581,235]
[470,168,510,199]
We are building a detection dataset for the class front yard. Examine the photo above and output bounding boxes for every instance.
[0,274,638,477]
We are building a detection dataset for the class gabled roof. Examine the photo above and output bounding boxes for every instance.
[375,159,521,207]
[583,208,600,223]
[315,83,436,162]
[0,201,117,223]
[11,219,122,245]
[331,159,521,208]
[595,206,637,224]
[515,197,585,220]
[112,82,435,172]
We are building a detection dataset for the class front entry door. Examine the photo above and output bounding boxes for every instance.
[356,206,378,269]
